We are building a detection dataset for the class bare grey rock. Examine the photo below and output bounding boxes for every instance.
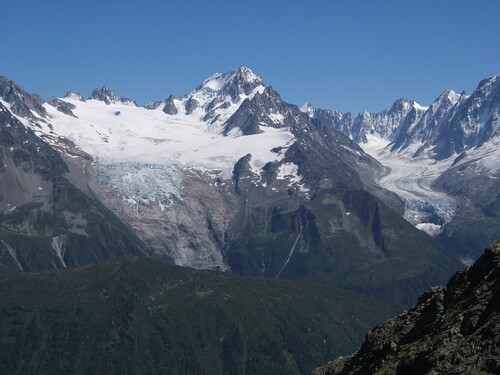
[65,91,86,101]
[48,97,78,118]
[90,164,237,270]
[184,97,198,115]
[162,95,178,114]
[0,76,47,120]
[89,86,137,106]
[312,241,500,375]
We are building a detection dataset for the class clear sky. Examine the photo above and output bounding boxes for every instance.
[1,0,499,113]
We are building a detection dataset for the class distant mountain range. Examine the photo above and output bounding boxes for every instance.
[2,67,498,307]
[303,74,500,261]
[302,75,500,160]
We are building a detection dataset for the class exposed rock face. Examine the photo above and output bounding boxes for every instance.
[90,165,237,271]
[303,97,427,144]
[89,86,137,106]
[306,75,500,262]
[223,86,308,135]
[162,95,178,114]
[65,91,85,101]
[0,76,47,120]
[48,97,78,117]
[0,102,151,272]
[312,240,500,375]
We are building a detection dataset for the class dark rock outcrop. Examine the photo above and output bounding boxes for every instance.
[89,86,137,106]
[65,91,86,101]
[312,240,500,375]
[162,95,178,114]
[0,76,47,120]
[48,97,78,117]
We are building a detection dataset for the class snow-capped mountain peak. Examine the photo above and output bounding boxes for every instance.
[35,68,296,179]
[466,74,500,113]
[161,67,266,127]
[0,70,488,294]
[65,91,85,102]
[200,72,228,91]
[199,66,263,94]
[299,101,315,116]
[360,109,371,118]
[89,86,137,106]
[430,89,461,113]
[476,74,500,94]
[389,97,408,110]
[0,76,47,120]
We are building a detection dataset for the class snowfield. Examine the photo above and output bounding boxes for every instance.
[42,98,295,176]
[36,91,297,214]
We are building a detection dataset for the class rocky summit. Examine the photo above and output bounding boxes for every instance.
[312,240,500,375]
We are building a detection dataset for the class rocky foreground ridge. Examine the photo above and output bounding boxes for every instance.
[312,241,500,375]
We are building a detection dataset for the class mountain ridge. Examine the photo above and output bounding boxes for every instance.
[304,73,500,260]
[312,240,500,375]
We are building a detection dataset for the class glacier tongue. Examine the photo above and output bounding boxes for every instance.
[96,162,183,212]
[362,135,457,237]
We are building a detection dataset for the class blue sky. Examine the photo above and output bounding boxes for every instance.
[1,0,499,113]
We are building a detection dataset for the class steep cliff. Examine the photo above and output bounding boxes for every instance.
[313,241,500,375]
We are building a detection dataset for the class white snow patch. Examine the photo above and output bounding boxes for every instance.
[412,102,429,111]
[275,162,309,193]
[1,241,24,271]
[300,102,315,116]
[275,219,303,278]
[361,133,391,152]
[416,223,442,237]
[341,144,361,156]
[51,236,67,268]
[66,92,84,100]
[277,162,301,183]
[459,256,475,266]
[269,112,285,124]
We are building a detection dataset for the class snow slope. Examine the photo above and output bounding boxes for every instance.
[42,98,294,176]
